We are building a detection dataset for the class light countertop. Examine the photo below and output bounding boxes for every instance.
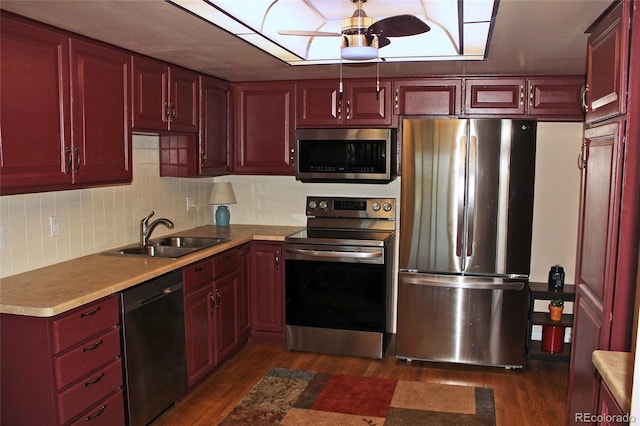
[0,224,303,317]
[592,350,633,413]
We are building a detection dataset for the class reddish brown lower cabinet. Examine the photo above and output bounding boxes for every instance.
[0,295,124,426]
[237,244,251,340]
[183,249,247,387]
[249,242,285,345]
[597,381,628,425]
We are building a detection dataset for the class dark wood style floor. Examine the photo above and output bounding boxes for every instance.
[154,343,569,426]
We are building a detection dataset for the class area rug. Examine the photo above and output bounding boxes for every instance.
[220,367,496,425]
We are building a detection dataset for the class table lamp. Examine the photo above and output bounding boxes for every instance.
[208,182,237,227]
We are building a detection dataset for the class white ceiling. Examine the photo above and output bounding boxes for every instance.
[0,0,612,83]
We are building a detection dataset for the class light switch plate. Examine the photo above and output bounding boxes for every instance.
[49,216,60,237]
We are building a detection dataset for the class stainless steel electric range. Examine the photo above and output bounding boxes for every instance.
[284,196,396,359]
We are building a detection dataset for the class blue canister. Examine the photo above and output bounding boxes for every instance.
[548,265,565,291]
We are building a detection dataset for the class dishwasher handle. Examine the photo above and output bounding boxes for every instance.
[136,282,183,308]
[400,274,526,291]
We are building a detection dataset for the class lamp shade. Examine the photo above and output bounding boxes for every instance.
[208,182,237,205]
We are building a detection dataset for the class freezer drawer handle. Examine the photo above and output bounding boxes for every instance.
[402,276,525,291]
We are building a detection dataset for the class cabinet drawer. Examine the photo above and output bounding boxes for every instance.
[52,296,119,353]
[184,258,214,292]
[58,358,123,424]
[55,327,121,389]
[70,389,125,426]
[213,250,238,278]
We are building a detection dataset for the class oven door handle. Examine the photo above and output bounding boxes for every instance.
[286,247,383,260]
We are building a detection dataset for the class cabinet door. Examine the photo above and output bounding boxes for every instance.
[184,284,215,387]
[0,15,71,194]
[393,79,462,116]
[237,244,251,340]
[249,242,285,345]
[131,56,168,131]
[566,289,604,425]
[214,274,238,363]
[200,76,231,176]
[70,39,132,186]
[168,67,199,133]
[345,79,393,126]
[297,80,343,127]
[234,82,295,175]
[464,78,526,115]
[598,381,627,425]
[585,0,630,123]
[527,77,585,120]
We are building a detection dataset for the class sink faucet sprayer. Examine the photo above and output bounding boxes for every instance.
[140,211,175,246]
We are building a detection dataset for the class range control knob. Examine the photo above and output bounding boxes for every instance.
[308,200,317,210]
[371,202,381,211]
[318,200,328,211]
[383,202,393,212]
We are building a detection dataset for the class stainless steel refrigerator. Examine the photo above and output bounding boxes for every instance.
[396,118,536,368]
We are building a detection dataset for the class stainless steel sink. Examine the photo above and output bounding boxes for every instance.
[103,236,230,258]
[153,236,229,249]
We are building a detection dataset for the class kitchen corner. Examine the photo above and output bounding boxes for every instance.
[0,224,302,317]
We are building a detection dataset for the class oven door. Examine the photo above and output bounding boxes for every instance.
[285,243,387,333]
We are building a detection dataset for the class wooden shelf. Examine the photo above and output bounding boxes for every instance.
[527,282,575,366]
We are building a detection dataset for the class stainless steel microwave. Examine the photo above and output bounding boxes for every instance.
[294,128,397,183]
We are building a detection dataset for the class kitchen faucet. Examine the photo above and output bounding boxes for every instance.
[140,211,174,246]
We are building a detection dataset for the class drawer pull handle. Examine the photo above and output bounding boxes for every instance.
[82,339,104,352]
[84,404,107,421]
[84,372,105,387]
[80,306,101,318]
[193,265,206,272]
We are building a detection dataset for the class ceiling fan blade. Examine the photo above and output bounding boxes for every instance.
[369,15,430,37]
[378,36,391,48]
[278,30,341,37]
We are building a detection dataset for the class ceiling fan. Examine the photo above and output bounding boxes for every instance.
[278,0,431,61]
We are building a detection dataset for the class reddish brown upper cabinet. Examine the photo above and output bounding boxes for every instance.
[585,0,630,123]
[464,78,526,115]
[199,75,232,176]
[0,14,132,195]
[527,77,585,120]
[69,38,132,186]
[393,78,462,116]
[249,242,285,346]
[0,15,71,194]
[233,82,296,175]
[297,79,392,128]
[132,56,199,133]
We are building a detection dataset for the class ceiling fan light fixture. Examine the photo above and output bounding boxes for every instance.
[341,46,378,60]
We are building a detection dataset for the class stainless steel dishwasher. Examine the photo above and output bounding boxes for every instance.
[120,270,187,426]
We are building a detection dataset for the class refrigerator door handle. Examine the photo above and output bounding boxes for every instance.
[466,135,477,257]
[455,134,467,258]
[400,275,526,291]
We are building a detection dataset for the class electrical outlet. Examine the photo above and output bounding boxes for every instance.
[0,225,5,250]
[186,197,194,211]
[49,216,60,237]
